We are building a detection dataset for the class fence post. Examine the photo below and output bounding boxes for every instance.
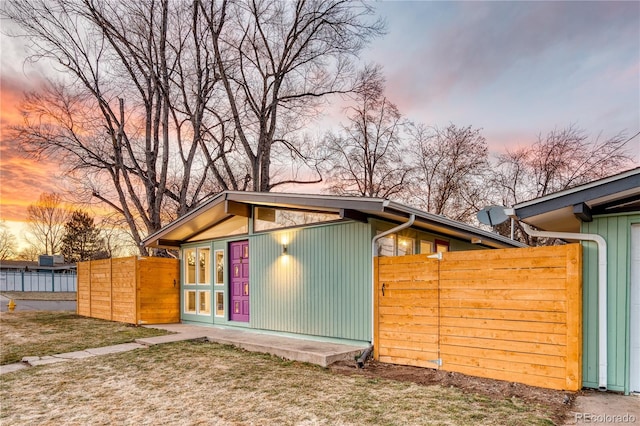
[21,270,24,292]
[52,269,55,292]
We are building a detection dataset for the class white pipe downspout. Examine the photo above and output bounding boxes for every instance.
[520,222,608,391]
[370,214,416,345]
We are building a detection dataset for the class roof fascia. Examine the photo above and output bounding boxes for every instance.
[225,191,387,212]
[514,172,640,219]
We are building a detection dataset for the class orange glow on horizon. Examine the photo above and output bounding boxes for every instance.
[1,79,67,226]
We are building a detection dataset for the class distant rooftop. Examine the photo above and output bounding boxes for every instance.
[0,260,76,271]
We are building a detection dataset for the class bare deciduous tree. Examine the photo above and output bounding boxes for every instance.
[325,69,410,198]
[25,192,69,255]
[406,124,490,222]
[199,0,385,191]
[17,246,40,261]
[0,221,18,260]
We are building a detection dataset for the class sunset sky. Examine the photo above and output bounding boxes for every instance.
[1,1,639,248]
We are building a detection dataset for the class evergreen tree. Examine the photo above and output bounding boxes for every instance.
[61,211,108,263]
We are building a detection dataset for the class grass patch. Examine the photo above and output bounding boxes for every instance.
[1,291,76,301]
[0,341,557,425]
[0,311,169,364]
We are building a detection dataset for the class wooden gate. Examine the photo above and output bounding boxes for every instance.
[374,244,582,391]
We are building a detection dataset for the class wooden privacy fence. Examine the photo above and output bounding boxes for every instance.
[77,257,180,325]
[374,244,582,391]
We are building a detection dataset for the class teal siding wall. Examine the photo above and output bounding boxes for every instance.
[250,221,372,342]
[582,213,640,393]
[180,217,495,344]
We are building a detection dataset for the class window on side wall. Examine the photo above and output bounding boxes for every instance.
[254,207,341,231]
[376,234,395,257]
[420,240,434,254]
[397,236,415,256]
[436,239,450,253]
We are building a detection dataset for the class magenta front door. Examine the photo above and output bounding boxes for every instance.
[229,240,249,322]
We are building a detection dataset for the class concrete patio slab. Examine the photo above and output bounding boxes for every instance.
[145,323,369,368]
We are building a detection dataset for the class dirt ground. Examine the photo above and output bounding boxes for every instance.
[330,360,574,425]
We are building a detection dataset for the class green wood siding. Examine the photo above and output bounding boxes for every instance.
[582,212,640,393]
[250,221,372,342]
[180,217,495,343]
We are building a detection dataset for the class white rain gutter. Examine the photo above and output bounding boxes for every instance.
[370,213,416,346]
[519,222,608,391]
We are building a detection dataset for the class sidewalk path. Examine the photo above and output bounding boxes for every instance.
[0,329,208,375]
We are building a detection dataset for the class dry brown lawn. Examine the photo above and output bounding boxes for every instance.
[0,341,558,425]
[0,311,169,364]
[1,312,560,425]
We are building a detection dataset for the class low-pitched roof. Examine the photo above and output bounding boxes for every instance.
[0,260,76,271]
[144,191,525,250]
[513,167,640,232]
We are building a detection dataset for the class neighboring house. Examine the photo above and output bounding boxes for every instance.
[144,191,524,345]
[0,257,77,292]
[513,167,640,395]
[0,258,76,273]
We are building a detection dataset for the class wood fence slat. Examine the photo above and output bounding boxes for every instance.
[440,268,566,281]
[439,289,566,301]
[439,325,567,345]
[439,277,567,290]
[440,307,567,323]
[564,243,583,391]
[439,298,567,312]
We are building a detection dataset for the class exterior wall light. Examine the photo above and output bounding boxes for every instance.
[282,244,288,255]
